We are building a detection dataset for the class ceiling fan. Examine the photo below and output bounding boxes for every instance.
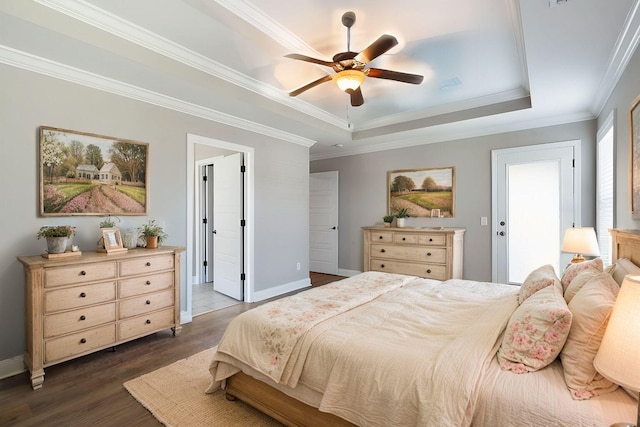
[285,11,424,107]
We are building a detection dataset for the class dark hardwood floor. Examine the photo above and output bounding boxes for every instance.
[0,272,345,427]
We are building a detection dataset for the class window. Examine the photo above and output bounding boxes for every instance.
[597,112,615,266]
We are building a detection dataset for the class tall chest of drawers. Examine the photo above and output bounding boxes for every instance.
[18,246,184,389]
[363,227,464,280]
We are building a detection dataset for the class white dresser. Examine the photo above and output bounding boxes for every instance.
[18,246,184,389]
[363,227,464,280]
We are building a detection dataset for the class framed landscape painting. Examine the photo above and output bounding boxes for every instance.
[39,126,149,216]
[388,166,455,218]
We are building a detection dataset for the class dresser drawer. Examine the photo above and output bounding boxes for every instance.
[44,282,116,313]
[45,324,116,363]
[45,263,116,288]
[370,244,447,263]
[118,271,174,298]
[369,231,393,243]
[118,308,174,341]
[369,259,447,280]
[393,233,419,244]
[44,303,116,338]
[119,254,174,277]
[119,289,174,319]
[418,234,446,246]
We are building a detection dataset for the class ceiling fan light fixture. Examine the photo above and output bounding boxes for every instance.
[333,70,365,92]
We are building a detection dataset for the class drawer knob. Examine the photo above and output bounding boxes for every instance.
[146,262,151,267]
[380,264,385,268]
[146,300,151,305]
[80,292,86,298]
[426,269,432,274]
[427,252,432,256]
[402,237,406,241]
[146,319,151,324]
[380,249,386,253]
[80,270,87,276]
[146,280,151,285]
[378,236,383,239]
[80,315,86,321]
[80,338,87,344]
[429,238,433,242]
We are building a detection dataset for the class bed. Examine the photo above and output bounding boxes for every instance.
[207,229,640,426]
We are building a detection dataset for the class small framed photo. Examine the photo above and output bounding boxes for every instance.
[101,228,127,254]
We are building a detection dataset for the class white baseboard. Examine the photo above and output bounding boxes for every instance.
[252,278,311,302]
[0,354,26,381]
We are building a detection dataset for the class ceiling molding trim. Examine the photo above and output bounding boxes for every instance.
[356,88,531,131]
[591,0,640,115]
[505,0,530,91]
[310,111,594,161]
[0,45,315,148]
[33,0,344,129]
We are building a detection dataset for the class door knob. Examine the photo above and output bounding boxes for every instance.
[498,231,505,236]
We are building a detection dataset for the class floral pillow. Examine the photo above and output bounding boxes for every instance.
[518,264,561,305]
[498,285,572,373]
[561,274,619,400]
[563,270,600,303]
[561,258,603,292]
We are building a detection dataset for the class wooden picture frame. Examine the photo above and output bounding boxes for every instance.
[39,126,149,217]
[100,228,127,254]
[388,166,455,218]
[631,96,640,218]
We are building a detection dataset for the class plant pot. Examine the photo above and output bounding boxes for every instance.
[145,235,158,249]
[46,237,68,254]
[384,222,391,228]
[396,218,406,228]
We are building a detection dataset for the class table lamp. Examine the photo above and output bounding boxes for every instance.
[561,227,600,263]
[593,274,640,427]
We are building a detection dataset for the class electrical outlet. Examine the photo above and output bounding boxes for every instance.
[296,262,301,271]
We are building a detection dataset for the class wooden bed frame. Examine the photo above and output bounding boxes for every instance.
[223,228,639,427]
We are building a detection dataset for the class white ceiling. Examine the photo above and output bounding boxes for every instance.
[1,0,639,159]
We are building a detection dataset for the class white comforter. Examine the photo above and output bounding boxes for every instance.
[209,272,521,426]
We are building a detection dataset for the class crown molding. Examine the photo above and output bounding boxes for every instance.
[0,45,315,147]
[33,0,345,130]
[591,0,640,115]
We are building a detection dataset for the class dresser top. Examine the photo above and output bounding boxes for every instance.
[363,226,465,234]
[17,246,185,268]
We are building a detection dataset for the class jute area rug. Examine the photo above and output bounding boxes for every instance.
[124,348,283,426]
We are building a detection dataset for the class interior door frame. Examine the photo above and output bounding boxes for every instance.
[309,171,339,275]
[185,134,254,323]
[491,140,581,283]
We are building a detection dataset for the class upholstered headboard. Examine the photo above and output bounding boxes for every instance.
[610,229,640,266]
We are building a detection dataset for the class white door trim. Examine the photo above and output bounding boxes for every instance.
[491,140,581,283]
[185,134,254,323]
[309,171,339,274]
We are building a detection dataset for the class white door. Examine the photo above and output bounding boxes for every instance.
[492,142,578,284]
[213,153,244,300]
[310,171,339,274]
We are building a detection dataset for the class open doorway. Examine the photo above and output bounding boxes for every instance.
[185,134,254,322]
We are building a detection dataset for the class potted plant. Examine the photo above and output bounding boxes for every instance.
[138,220,168,249]
[37,225,76,254]
[395,208,410,228]
[383,215,395,228]
[99,215,120,228]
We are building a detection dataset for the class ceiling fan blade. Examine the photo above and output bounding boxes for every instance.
[289,75,333,97]
[284,53,336,68]
[346,87,364,107]
[354,35,398,64]
[367,68,424,85]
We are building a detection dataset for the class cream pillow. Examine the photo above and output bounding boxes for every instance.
[561,258,603,292]
[561,273,619,400]
[518,264,561,305]
[564,270,599,303]
[606,258,640,286]
[498,285,572,374]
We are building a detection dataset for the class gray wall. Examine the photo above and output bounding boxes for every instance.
[311,122,597,281]
[0,64,310,361]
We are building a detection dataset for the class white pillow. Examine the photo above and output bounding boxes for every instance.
[605,258,640,286]
[561,273,619,400]
[498,285,572,374]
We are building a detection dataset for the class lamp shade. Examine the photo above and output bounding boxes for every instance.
[561,227,600,256]
[593,274,640,392]
[333,70,365,91]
